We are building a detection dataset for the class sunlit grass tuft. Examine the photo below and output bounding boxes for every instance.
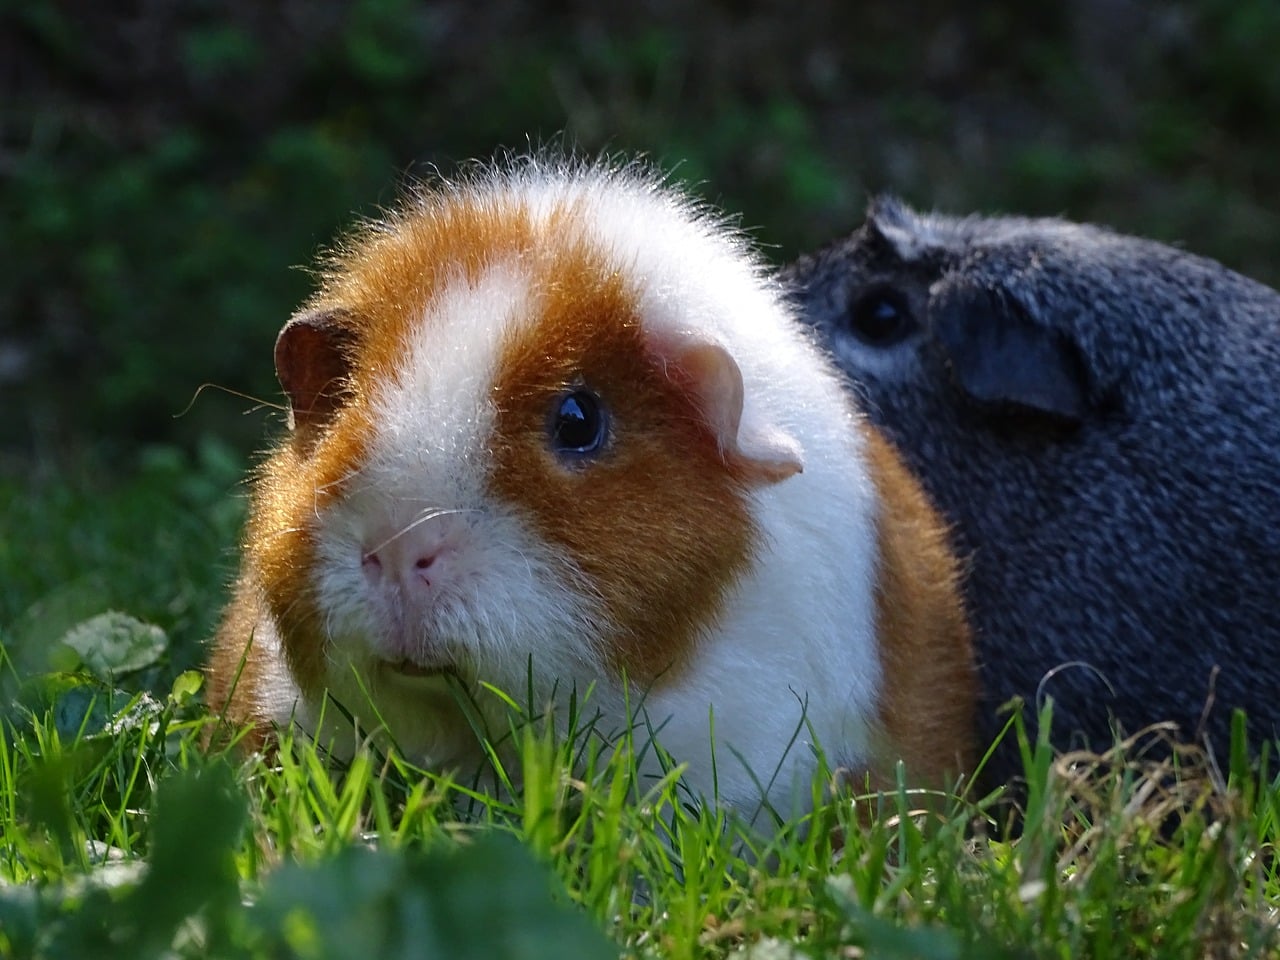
[3,648,1279,958]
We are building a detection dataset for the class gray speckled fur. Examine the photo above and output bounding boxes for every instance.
[781,197,1280,786]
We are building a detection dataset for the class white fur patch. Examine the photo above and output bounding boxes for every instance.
[251,614,304,724]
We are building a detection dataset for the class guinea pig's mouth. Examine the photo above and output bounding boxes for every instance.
[378,657,457,681]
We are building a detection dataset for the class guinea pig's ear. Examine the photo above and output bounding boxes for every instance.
[864,195,928,263]
[929,276,1090,422]
[274,307,358,431]
[669,340,804,485]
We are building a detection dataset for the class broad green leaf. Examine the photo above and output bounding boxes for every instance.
[169,669,204,704]
[249,833,615,960]
[59,611,168,678]
[5,578,112,677]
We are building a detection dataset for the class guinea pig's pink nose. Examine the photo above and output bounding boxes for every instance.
[361,524,455,591]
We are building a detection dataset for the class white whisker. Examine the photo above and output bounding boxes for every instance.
[315,463,367,494]
[362,506,483,559]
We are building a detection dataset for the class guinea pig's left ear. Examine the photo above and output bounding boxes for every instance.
[929,276,1090,423]
[670,340,804,485]
[274,307,358,431]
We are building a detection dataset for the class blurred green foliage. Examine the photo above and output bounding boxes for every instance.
[1,750,617,959]
[0,438,244,681]
[5,0,1280,460]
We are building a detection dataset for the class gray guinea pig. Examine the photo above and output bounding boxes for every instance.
[781,196,1280,786]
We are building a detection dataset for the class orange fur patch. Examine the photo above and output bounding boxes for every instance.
[244,423,369,698]
[204,574,275,748]
[864,425,977,788]
[489,240,758,685]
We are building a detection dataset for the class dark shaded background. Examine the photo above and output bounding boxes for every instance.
[5,0,1280,465]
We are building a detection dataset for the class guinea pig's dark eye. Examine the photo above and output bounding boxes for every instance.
[846,286,917,347]
[550,389,608,458]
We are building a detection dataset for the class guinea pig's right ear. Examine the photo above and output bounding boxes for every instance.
[274,307,358,431]
[928,276,1090,422]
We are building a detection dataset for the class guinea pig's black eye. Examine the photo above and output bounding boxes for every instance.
[550,389,608,458]
[846,286,917,347]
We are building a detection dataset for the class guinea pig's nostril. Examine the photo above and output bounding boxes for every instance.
[412,553,442,587]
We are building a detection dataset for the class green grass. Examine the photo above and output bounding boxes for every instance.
[3,456,1280,959]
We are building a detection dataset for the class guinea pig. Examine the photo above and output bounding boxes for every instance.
[781,196,1280,786]
[205,161,975,819]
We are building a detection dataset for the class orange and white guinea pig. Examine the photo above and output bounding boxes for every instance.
[205,157,975,816]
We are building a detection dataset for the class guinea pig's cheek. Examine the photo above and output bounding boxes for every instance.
[311,526,376,637]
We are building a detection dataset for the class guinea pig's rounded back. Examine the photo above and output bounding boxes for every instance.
[211,163,977,812]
